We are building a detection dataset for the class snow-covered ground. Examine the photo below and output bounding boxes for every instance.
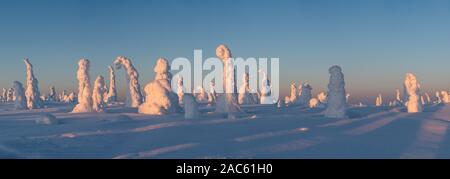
[1,102,450,159]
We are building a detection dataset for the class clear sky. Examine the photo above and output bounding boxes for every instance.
[1,0,450,104]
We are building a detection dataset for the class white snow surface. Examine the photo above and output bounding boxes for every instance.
[1,100,450,158]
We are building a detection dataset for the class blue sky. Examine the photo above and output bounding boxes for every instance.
[1,0,450,104]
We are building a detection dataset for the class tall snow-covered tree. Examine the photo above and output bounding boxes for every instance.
[404,73,423,113]
[114,56,143,107]
[24,59,43,109]
[72,59,93,113]
[325,65,347,118]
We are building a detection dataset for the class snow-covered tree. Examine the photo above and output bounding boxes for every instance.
[207,80,217,106]
[436,91,442,104]
[309,98,319,108]
[138,58,180,115]
[215,45,243,119]
[13,81,26,110]
[72,59,93,113]
[284,96,291,107]
[289,82,298,104]
[114,56,143,108]
[259,70,273,104]
[325,65,347,118]
[441,91,450,103]
[318,92,328,104]
[299,83,313,106]
[183,94,200,119]
[47,86,57,102]
[106,66,117,103]
[1,88,6,102]
[424,93,431,104]
[375,94,383,106]
[176,75,185,105]
[6,88,14,102]
[24,59,43,109]
[194,86,209,104]
[404,73,423,113]
[92,75,106,112]
[238,72,258,105]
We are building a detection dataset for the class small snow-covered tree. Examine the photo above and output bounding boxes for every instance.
[6,88,14,102]
[435,91,442,104]
[207,80,217,106]
[318,92,328,104]
[24,59,43,109]
[424,93,431,104]
[1,88,7,102]
[259,70,273,104]
[299,83,313,106]
[238,72,258,105]
[176,75,185,105]
[441,91,450,103]
[375,94,383,106]
[289,82,298,104]
[325,65,347,118]
[404,73,423,113]
[195,86,209,104]
[48,86,57,102]
[72,59,94,113]
[114,56,143,108]
[309,98,319,108]
[138,58,180,115]
[13,81,26,110]
[106,66,117,103]
[92,75,106,112]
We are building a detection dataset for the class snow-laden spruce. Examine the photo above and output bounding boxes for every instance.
[24,59,43,109]
[6,88,14,102]
[299,83,313,106]
[13,81,27,110]
[114,56,143,108]
[1,88,6,102]
[92,75,106,112]
[207,80,217,106]
[48,86,57,102]
[176,75,185,105]
[392,89,403,106]
[183,94,200,119]
[139,58,180,115]
[375,94,383,106]
[194,86,209,104]
[215,45,243,118]
[404,73,423,113]
[325,65,347,118]
[289,82,298,104]
[318,92,328,104]
[424,93,431,105]
[106,66,117,103]
[259,70,274,104]
[284,96,291,107]
[238,72,259,105]
[309,98,319,108]
[72,59,94,113]
[436,91,442,104]
[441,91,450,103]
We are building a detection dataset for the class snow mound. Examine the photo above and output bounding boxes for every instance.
[139,58,180,115]
[35,113,59,125]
